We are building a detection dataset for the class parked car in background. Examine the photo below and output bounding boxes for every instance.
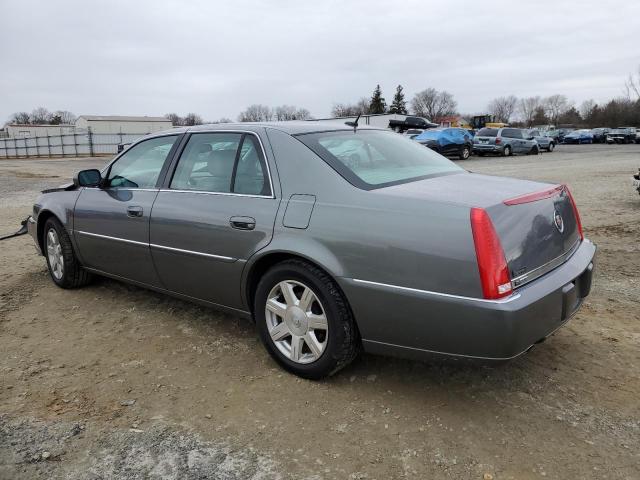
[413,127,473,159]
[388,116,438,133]
[606,127,637,144]
[403,128,424,140]
[526,129,556,152]
[590,128,610,143]
[25,122,595,379]
[557,128,574,143]
[563,129,594,144]
[473,127,539,156]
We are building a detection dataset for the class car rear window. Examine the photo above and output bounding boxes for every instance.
[477,128,498,137]
[295,129,463,190]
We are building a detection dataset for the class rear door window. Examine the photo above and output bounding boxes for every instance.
[502,129,522,139]
[170,132,271,196]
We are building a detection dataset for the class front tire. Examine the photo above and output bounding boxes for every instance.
[459,145,471,160]
[547,142,555,152]
[43,217,92,288]
[254,259,360,379]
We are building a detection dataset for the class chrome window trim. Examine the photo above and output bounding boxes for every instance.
[167,130,276,199]
[350,278,521,304]
[75,230,237,262]
[158,188,273,199]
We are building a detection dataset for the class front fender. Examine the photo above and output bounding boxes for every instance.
[33,190,81,252]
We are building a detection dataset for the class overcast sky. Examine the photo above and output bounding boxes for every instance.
[2,0,639,122]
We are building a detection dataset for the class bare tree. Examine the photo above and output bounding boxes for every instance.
[238,104,273,122]
[518,96,542,126]
[624,64,640,100]
[30,107,51,124]
[217,117,232,123]
[9,112,31,124]
[183,113,203,126]
[543,95,571,124]
[165,113,183,126]
[410,88,457,121]
[487,95,518,123]
[579,99,596,120]
[331,103,354,117]
[54,110,76,124]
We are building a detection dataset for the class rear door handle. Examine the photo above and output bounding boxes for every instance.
[229,216,256,230]
[127,206,144,218]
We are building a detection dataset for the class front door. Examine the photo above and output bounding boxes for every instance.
[74,134,181,286]
[149,131,279,309]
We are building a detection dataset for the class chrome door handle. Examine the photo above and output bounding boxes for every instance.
[229,216,256,230]
[127,206,143,218]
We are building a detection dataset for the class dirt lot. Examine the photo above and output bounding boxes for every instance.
[1,145,639,480]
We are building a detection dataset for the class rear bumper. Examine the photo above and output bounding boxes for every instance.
[473,144,502,153]
[338,239,596,361]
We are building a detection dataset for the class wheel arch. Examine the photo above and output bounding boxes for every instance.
[36,209,61,253]
[243,249,348,318]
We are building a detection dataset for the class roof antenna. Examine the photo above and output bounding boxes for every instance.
[345,113,361,133]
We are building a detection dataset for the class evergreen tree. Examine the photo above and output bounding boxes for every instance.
[369,85,387,114]
[389,85,407,114]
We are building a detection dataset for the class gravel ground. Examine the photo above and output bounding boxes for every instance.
[0,145,639,480]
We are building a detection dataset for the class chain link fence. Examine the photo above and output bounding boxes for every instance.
[0,129,150,158]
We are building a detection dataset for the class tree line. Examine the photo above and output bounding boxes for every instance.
[8,107,76,125]
[7,66,640,129]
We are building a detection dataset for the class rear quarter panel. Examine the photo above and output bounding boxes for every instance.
[260,128,482,298]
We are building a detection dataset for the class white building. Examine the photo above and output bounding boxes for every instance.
[75,115,172,134]
[6,124,76,138]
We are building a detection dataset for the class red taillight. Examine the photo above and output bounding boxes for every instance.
[564,185,584,240]
[495,137,502,145]
[470,208,512,299]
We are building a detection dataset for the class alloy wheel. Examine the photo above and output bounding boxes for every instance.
[46,228,64,280]
[265,280,328,364]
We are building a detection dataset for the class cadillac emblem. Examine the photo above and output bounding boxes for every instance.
[553,210,564,233]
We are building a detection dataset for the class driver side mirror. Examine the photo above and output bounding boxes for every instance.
[73,169,102,188]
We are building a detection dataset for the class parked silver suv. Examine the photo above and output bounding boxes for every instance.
[473,127,539,156]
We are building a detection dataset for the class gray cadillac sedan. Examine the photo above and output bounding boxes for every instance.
[27,122,595,378]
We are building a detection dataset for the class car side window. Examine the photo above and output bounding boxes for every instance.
[170,133,271,196]
[502,129,521,139]
[233,135,272,196]
[107,135,178,189]
[170,133,242,193]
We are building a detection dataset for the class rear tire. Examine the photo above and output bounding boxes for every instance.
[254,259,360,379]
[43,217,92,289]
[502,145,512,157]
[459,145,471,160]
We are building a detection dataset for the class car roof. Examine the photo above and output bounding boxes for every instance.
[144,121,383,139]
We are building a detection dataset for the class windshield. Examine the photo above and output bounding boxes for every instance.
[296,129,463,190]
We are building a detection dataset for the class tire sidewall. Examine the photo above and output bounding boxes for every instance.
[254,262,350,378]
[460,145,470,160]
[503,145,512,156]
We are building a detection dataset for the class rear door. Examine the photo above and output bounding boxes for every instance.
[74,134,180,286]
[149,130,279,310]
[502,128,525,152]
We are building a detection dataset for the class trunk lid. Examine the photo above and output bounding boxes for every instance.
[378,172,582,288]
[486,186,581,287]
